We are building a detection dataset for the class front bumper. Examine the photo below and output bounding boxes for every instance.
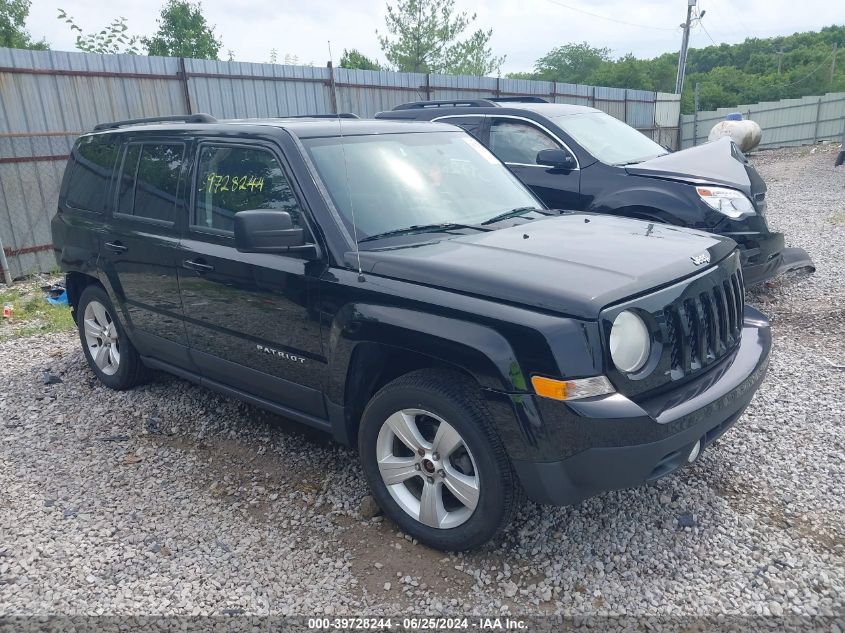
[510,306,772,506]
[721,229,814,286]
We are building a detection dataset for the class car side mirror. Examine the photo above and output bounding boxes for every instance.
[537,149,576,170]
[234,210,308,254]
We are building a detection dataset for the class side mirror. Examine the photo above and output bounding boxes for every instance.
[234,210,308,253]
[537,148,576,170]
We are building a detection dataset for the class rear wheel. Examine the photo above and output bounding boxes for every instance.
[359,369,518,551]
[77,285,148,390]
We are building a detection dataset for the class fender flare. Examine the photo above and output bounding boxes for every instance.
[326,303,529,406]
[589,185,704,227]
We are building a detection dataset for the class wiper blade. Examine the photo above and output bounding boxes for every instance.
[358,222,488,243]
[481,206,545,225]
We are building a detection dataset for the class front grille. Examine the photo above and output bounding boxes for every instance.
[665,267,744,378]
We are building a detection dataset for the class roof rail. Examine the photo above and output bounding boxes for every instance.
[93,113,217,132]
[283,113,360,119]
[487,96,550,104]
[392,99,498,111]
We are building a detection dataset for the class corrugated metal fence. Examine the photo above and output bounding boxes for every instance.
[0,46,681,279]
[680,91,845,150]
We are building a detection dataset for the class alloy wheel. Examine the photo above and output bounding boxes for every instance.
[82,300,120,376]
[376,408,480,529]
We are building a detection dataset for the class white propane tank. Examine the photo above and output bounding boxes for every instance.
[708,113,763,152]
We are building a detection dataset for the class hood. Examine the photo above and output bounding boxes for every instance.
[354,214,736,319]
[625,137,766,197]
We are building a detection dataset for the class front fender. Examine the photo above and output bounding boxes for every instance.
[589,182,710,229]
[326,303,527,405]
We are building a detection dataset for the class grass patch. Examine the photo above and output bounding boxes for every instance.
[830,212,845,226]
[0,283,76,341]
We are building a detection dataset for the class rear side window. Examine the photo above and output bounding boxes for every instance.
[64,138,120,212]
[193,145,303,232]
[116,143,184,223]
[434,116,484,141]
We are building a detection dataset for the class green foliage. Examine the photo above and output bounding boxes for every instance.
[377,0,504,75]
[143,0,221,60]
[340,48,382,71]
[513,25,845,113]
[531,42,611,84]
[1,0,47,49]
[57,9,139,54]
[0,285,75,341]
[446,28,504,76]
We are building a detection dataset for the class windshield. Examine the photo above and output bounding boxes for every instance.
[302,132,540,242]
[551,111,668,165]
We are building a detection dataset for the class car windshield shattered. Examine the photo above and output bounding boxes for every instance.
[551,111,669,166]
[302,131,541,243]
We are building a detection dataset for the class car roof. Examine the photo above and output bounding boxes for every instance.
[502,103,602,117]
[87,117,456,139]
[379,100,602,119]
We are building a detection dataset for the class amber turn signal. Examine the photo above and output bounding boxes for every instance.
[530,375,615,401]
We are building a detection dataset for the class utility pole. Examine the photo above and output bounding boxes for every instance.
[832,42,838,84]
[693,82,701,146]
[776,48,784,75]
[675,0,696,94]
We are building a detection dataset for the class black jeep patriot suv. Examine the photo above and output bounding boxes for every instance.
[52,114,772,551]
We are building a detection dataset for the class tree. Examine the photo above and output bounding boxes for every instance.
[143,0,221,60]
[340,48,382,71]
[377,0,504,75]
[2,0,48,49]
[57,9,139,54]
[591,54,650,90]
[532,42,611,83]
[512,24,845,113]
[446,28,503,76]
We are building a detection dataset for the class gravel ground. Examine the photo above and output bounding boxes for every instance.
[0,145,843,621]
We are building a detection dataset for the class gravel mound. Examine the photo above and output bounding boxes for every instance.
[0,146,842,619]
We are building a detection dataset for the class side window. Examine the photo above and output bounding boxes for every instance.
[193,145,304,233]
[64,137,120,212]
[434,116,484,141]
[116,143,184,223]
[489,120,561,165]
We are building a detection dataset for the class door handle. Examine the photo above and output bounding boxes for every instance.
[104,241,128,254]
[183,259,215,273]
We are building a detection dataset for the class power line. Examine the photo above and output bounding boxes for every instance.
[698,21,718,47]
[774,47,837,88]
[541,0,679,32]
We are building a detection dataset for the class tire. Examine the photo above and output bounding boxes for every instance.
[358,369,519,551]
[76,284,149,390]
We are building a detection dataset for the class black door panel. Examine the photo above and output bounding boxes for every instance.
[99,140,190,360]
[178,141,326,418]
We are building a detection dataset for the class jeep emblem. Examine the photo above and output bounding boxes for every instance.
[690,252,711,266]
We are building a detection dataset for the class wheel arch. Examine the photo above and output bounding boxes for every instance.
[326,304,527,446]
[589,183,706,227]
[65,271,104,316]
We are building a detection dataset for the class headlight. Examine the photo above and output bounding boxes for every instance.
[610,311,651,373]
[696,186,755,219]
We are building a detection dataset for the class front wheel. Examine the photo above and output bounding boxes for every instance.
[358,369,519,551]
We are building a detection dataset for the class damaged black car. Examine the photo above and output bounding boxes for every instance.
[377,97,815,286]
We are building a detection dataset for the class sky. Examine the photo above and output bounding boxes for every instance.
[27,0,845,74]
